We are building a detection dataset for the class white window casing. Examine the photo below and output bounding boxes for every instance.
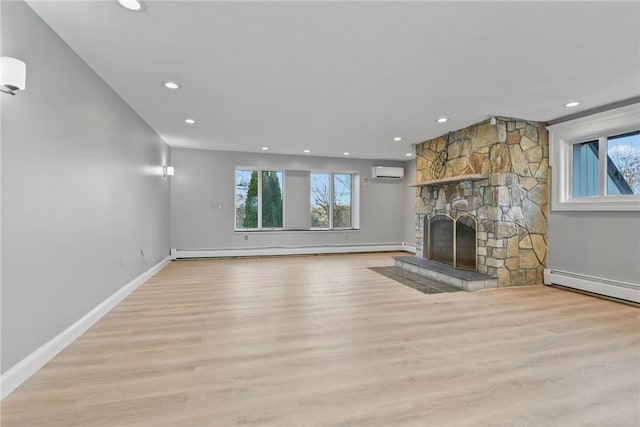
[548,103,640,211]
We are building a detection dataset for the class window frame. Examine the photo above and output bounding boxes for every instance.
[310,170,358,230]
[234,168,285,231]
[548,103,640,211]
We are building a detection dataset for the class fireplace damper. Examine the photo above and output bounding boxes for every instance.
[425,214,477,271]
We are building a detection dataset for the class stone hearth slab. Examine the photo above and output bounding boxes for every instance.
[369,267,463,295]
[394,256,498,292]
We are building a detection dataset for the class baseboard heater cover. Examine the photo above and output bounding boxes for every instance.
[171,243,415,260]
[544,269,640,303]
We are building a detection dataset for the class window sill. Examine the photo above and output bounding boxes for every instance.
[235,228,360,233]
[552,196,640,211]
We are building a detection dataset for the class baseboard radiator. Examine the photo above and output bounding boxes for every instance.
[171,243,416,260]
[544,269,640,303]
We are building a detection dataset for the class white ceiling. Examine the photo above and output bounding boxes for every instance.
[27,1,640,160]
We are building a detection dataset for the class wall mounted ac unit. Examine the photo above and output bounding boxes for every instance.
[372,166,404,179]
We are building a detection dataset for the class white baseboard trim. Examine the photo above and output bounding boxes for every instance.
[544,269,640,303]
[401,244,417,254]
[171,244,414,260]
[0,256,171,401]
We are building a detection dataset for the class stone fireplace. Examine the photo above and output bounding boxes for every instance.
[412,117,549,287]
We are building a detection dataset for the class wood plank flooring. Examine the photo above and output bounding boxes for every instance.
[2,252,639,426]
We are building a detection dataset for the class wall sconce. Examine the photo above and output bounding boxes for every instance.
[162,165,175,178]
[0,57,27,96]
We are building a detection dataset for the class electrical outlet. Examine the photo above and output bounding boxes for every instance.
[244,235,248,241]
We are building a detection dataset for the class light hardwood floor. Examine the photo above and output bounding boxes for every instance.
[2,252,639,426]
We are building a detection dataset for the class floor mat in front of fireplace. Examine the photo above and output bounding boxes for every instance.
[368,266,463,294]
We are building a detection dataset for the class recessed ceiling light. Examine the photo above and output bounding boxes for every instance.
[343,152,350,156]
[184,118,195,124]
[393,137,402,142]
[118,0,146,12]
[303,149,310,153]
[436,117,448,123]
[405,153,413,157]
[564,101,580,108]
[164,81,179,89]
[261,146,269,151]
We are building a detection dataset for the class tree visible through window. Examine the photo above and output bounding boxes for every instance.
[311,172,353,229]
[333,174,352,228]
[262,171,283,228]
[607,131,640,195]
[235,169,283,230]
[310,173,330,228]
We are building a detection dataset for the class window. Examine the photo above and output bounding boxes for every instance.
[549,103,640,211]
[572,140,599,198]
[607,132,640,195]
[333,173,353,228]
[235,169,284,230]
[571,133,640,199]
[310,173,330,228]
[311,172,354,229]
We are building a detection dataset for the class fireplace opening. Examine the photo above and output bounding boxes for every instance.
[428,214,454,266]
[425,213,477,271]
[456,215,477,271]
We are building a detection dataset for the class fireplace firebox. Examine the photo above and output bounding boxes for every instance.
[425,214,477,271]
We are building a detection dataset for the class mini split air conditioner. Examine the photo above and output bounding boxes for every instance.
[372,166,404,179]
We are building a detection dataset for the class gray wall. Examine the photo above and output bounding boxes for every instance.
[170,148,408,250]
[547,212,640,284]
[1,1,170,373]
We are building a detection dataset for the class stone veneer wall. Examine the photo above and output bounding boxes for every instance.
[415,118,548,287]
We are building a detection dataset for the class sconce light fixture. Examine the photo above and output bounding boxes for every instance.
[0,57,27,96]
[162,166,175,178]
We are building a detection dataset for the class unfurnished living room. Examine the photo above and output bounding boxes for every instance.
[1,1,639,426]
